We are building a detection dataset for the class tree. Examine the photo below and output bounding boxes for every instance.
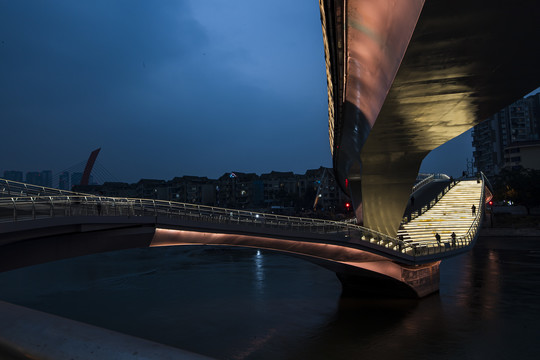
[493,167,540,215]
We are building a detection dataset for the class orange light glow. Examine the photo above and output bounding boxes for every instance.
[151,228,439,297]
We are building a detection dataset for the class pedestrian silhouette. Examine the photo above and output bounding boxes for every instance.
[435,232,441,243]
[471,204,476,216]
[451,231,456,246]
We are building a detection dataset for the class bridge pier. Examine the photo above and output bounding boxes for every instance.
[336,261,440,298]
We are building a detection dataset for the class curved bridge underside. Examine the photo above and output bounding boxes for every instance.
[321,0,540,237]
[152,228,439,298]
[0,216,439,298]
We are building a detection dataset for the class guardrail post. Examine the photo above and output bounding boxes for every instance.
[12,198,17,221]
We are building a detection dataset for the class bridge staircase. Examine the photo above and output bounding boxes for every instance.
[398,180,484,249]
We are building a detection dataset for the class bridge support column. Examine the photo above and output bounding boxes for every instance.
[337,261,440,298]
[348,178,363,225]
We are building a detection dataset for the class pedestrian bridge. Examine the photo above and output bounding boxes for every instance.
[0,176,490,298]
[1,1,537,357]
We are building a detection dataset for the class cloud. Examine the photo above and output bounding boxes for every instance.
[0,0,331,182]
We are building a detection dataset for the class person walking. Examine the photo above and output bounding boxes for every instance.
[471,204,476,216]
[451,231,456,246]
[435,232,441,243]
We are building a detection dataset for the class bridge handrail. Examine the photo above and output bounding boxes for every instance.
[0,193,400,243]
[0,178,487,262]
[479,171,493,194]
[405,177,458,223]
[406,175,486,258]
[0,178,92,198]
[411,173,450,194]
[411,174,434,193]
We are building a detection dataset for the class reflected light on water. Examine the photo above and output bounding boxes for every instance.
[254,249,265,293]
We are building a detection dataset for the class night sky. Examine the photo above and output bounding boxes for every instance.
[0,1,500,183]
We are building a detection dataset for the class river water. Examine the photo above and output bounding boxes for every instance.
[0,235,539,359]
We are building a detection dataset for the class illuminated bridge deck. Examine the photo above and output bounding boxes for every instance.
[0,177,486,267]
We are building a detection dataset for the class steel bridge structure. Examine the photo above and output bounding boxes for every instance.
[1,0,539,357]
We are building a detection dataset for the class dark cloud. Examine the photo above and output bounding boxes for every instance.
[1,0,206,117]
[0,0,483,185]
[0,1,329,181]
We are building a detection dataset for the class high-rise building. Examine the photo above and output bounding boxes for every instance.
[3,170,23,182]
[71,172,83,187]
[26,171,42,186]
[41,170,52,188]
[59,171,70,190]
[25,170,53,187]
[472,93,540,179]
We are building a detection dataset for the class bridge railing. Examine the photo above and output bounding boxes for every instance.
[411,174,434,193]
[411,173,450,194]
[406,178,458,223]
[0,179,86,198]
[404,174,486,258]
[0,178,486,262]
[0,194,415,256]
[0,194,390,234]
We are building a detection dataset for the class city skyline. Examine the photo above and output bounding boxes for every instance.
[1,1,537,184]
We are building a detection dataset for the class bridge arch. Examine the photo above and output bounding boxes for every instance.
[152,228,439,298]
[0,216,439,298]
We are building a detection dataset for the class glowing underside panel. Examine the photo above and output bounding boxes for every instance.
[151,228,440,297]
[322,0,540,237]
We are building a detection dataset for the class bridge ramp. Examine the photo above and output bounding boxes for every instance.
[398,180,483,245]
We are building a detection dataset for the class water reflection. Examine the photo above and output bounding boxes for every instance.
[253,249,265,295]
[0,237,538,359]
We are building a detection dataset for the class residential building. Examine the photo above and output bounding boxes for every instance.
[473,93,540,179]
[503,141,540,171]
[217,172,260,209]
[3,170,23,182]
[41,170,52,188]
[136,179,166,199]
[260,171,298,209]
[58,171,70,190]
[161,176,217,205]
[65,167,352,218]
